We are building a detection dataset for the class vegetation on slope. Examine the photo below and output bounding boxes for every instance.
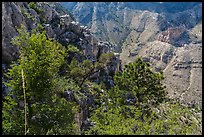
[2,25,201,135]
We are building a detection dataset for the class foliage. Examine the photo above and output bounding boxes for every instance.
[85,57,199,135]
[86,99,199,135]
[6,25,66,102]
[151,101,200,135]
[85,101,142,135]
[36,24,45,33]
[2,95,25,135]
[58,52,116,134]
[3,94,78,135]
[2,25,77,135]
[20,7,36,21]
[111,57,167,109]
[27,96,78,135]
[28,2,43,14]
[98,52,115,65]
[2,23,201,135]
[64,52,115,89]
[66,44,80,54]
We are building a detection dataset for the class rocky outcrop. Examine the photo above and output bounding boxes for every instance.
[2,2,120,68]
[163,43,202,108]
[157,26,190,46]
[61,2,201,52]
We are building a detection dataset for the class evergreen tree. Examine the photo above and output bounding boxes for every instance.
[86,57,199,135]
[112,57,167,109]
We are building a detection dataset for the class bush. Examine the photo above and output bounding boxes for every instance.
[28,2,43,14]
[67,44,80,54]
[86,101,198,135]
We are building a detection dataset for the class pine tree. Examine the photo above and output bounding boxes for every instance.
[86,57,199,135]
[112,57,167,109]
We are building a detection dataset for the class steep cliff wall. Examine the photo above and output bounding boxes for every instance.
[2,2,121,97]
[2,2,120,69]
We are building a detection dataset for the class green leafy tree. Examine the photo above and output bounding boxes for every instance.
[85,102,145,135]
[66,44,80,54]
[2,25,78,135]
[28,96,78,135]
[3,95,79,135]
[2,95,25,135]
[6,25,66,102]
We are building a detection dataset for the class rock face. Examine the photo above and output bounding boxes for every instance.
[61,2,201,52]
[164,43,202,107]
[2,2,23,64]
[61,2,202,108]
[157,26,190,46]
[2,2,120,67]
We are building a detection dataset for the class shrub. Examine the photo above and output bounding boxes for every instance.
[28,2,43,14]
